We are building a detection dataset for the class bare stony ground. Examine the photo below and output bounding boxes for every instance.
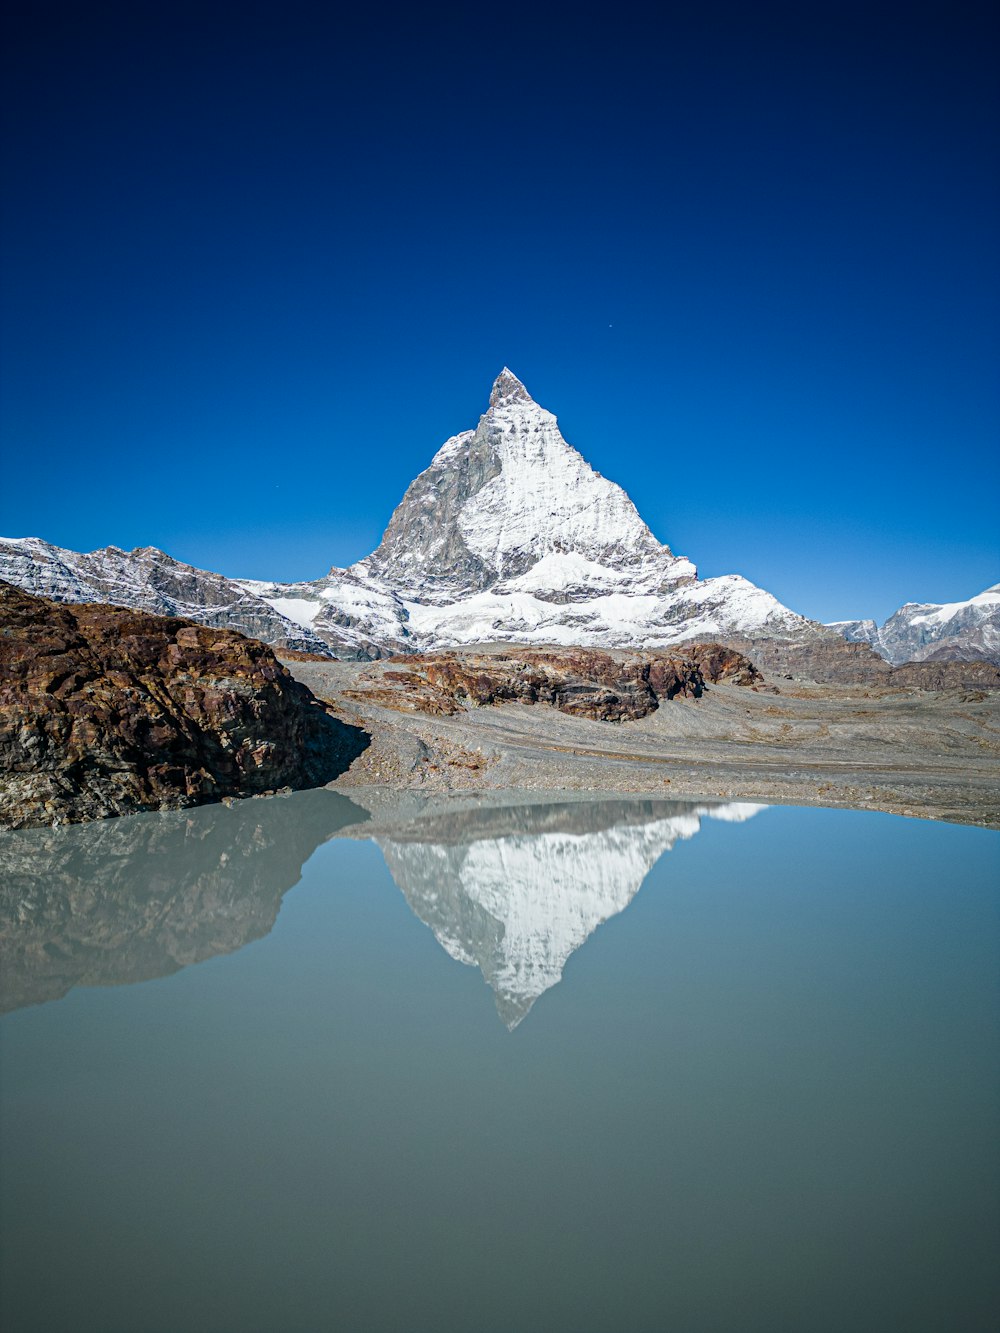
[284,653,1000,829]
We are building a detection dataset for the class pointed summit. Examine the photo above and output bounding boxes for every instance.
[489,366,532,407]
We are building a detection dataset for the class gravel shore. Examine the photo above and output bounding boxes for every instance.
[284,656,1000,829]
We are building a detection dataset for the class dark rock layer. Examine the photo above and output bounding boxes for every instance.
[0,582,369,828]
[718,634,895,685]
[890,659,1000,691]
[347,643,760,721]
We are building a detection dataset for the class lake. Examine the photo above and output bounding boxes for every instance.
[1,791,998,1333]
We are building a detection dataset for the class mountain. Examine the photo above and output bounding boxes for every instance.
[241,368,819,654]
[0,535,333,655]
[828,585,1000,665]
[377,796,765,1028]
[1,368,843,661]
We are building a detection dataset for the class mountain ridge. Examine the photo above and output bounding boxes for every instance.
[828,585,1000,666]
[0,368,913,670]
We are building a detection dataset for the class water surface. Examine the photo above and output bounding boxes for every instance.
[1,792,997,1332]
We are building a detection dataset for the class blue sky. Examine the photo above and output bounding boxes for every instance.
[2,1,997,624]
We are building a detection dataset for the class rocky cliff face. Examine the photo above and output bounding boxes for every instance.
[0,582,368,828]
[828,586,1000,665]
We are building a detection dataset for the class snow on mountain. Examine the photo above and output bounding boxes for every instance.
[1,368,825,658]
[243,367,815,654]
[0,536,332,655]
[828,585,1000,665]
[379,799,766,1028]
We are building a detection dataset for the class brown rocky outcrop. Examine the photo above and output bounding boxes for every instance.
[890,659,1000,691]
[0,581,368,828]
[715,630,1000,690]
[346,643,760,721]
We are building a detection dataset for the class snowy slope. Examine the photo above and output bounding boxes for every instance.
[0,536,332,654]
[246,367,815,654]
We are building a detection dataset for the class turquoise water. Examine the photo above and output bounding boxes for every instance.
[1,793,998,1332]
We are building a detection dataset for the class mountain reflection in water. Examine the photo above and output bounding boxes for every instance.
[377,798,764,1026]
[0,790,763,1021]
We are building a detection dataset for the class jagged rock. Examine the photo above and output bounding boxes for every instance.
[0,582,368,828]
[890,659,1000,691]
[828,585,1000,666]
[345,643,760,721]
[718,633,895,685]
[0,536,335,654]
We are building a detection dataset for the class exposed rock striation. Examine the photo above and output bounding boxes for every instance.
[0,582,368,828]
[717,633,895,685]
[890,659,1000,692]
[344,643,760,721]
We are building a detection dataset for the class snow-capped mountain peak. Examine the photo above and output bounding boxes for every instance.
[0,369,827,660]
[489,365,532,406]
[358,367,693,602]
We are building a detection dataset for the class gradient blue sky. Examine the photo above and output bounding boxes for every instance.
[2,1,997,623]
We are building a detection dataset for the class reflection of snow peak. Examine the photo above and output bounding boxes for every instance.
[379,802,765,1028]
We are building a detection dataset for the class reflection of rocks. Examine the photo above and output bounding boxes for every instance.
[377,799,764,1028]
[0,789,367,1013]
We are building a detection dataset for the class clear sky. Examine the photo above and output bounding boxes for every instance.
[2,1,997,624]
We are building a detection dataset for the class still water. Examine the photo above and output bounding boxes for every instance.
[1,791,998,1333]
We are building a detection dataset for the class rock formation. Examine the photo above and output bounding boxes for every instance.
[0,536,334,655]
[0,581,368,828]
[345,643,761,721]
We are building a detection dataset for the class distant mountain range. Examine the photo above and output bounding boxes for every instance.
[827,586,1000,666]
[2,368,995,666]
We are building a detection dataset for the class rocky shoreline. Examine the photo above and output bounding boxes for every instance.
[287,651,1000,829]
[2,581,998,830]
